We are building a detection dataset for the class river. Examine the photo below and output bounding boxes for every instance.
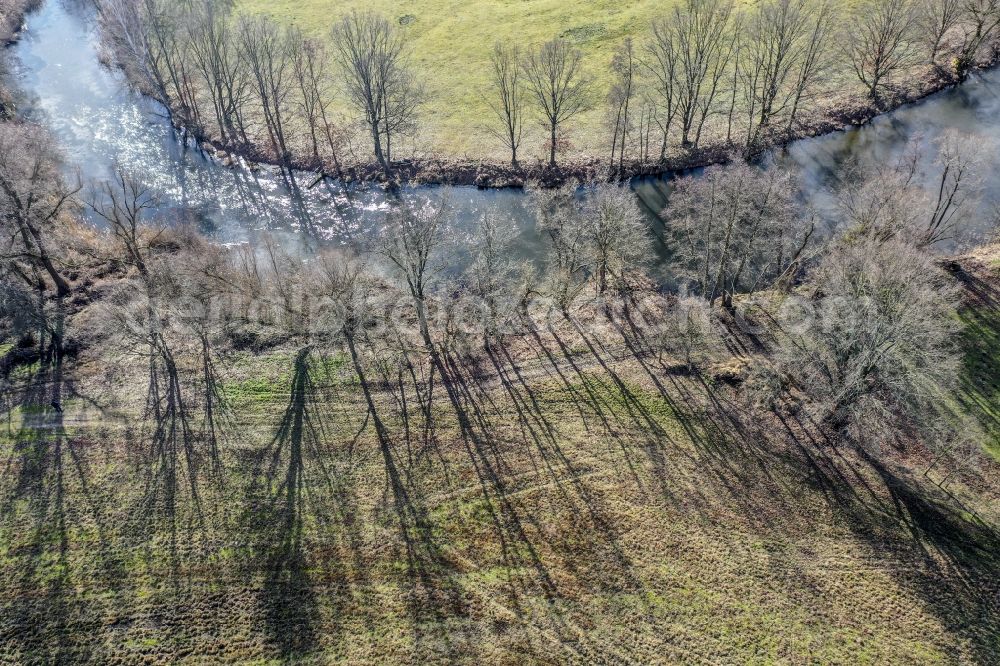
[9,0,1000,261]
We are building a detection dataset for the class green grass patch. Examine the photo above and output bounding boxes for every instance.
[236,0,705,159]
[8,360,40,381]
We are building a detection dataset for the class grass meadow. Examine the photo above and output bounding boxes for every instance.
[239,0,707,161]
[1,256,998,663]
[230,0,958,170]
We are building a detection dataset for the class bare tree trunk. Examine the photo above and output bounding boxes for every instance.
[522,38,593,169]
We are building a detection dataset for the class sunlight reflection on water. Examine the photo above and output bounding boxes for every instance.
[11,0,1000,264]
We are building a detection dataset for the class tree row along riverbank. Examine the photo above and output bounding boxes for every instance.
[184,50,1000,189]
[87,0,1000,188]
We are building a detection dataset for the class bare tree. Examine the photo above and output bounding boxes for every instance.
[96,0,159,94]
[486,41,525,168]
[671,0,738,148]
[377,197,450,349]
[955,0,1000,78]
[521,38,593,168]
[97,0,193,115]
[836,146,922,242]
[923,130,987,246]
[88,166,161,278]
[528,181,590,313]
[643,17,681,159]
[787,0,834,131]
[739,0,810,150]
[236,14,294,169]
[330,10,420,175]
[144,0,202,122]
[607,39,637,175]
[657,295,718,370]
[288,29,344,176]
[845,0,917,103]
[836,132,987,247]
[916,0,964,64]
[633,98,661,162]
[468,209,522,341]
[0,123,79,297]
[582,183,651,294]
[739,0,833,149]
[187,0,252,145]
[773,238,961,450]
[664,160,813,308]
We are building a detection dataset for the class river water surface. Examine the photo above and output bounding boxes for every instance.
[10,0,1000,258]
[10,0,544,259]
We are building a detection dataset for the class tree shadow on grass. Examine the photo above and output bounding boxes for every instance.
[0,315,125,662]
[131,334,206,583]
[436,338,659,656]
[954,268,1000,458]
[850,450,1000,662]
[594,293,1000,660]
[240,345,472,661]
[435,348,561,594]
[343,331,472,658]
[770,408,1000,663]
[241,346,325,660]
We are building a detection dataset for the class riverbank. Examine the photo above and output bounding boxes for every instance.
[0,0,36,42]
[5,0,999,190]
[181,47,1000,190]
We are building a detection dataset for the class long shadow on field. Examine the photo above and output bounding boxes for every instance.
[605,298,812,520]
[197,332,230,483]
[243,346,462,660]
[854,450,1000,663]
[602,293,1000,658]
[438,340,655,651]
[0,314,124,662]
[135,331,205,562]
[436,348,561,598]
[953,265,1000,457]
[345,326,476,659]
[896,482,997,613]
[1,343,79,662]
[773,408,1000,663]
[242,347,327,659]
[469,341,648,602]
[571,322,697,502]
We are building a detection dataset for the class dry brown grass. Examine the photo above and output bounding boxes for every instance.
[1,276,999,664]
